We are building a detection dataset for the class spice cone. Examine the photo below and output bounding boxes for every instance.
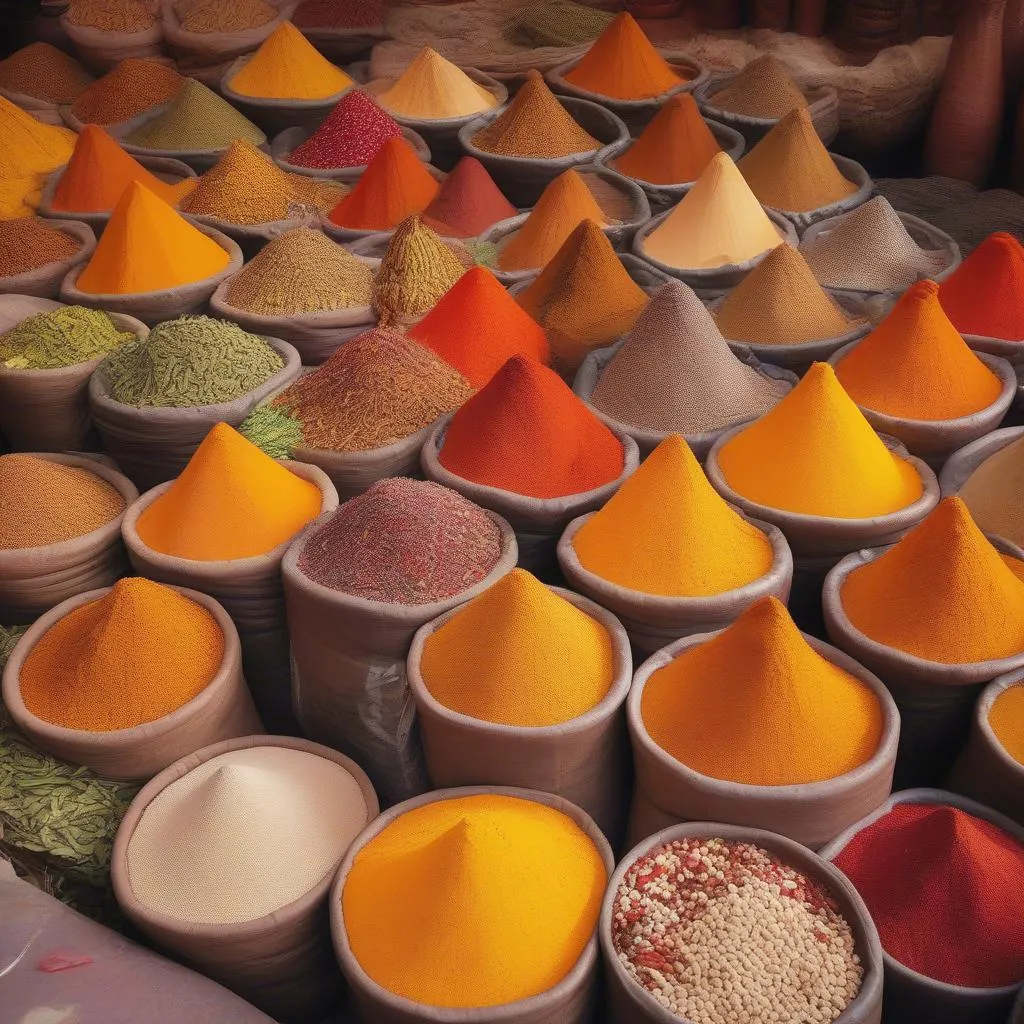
[421,156,518,238]
[938,231,1024,339]
[376,47,497,119]
[710,54,808,118]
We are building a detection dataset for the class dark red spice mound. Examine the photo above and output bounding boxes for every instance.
[421,156,519,238]
[289,89,402,169]
[293,0,386,28]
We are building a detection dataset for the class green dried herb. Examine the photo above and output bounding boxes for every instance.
[239,403,304,459]
[0,306,134,370]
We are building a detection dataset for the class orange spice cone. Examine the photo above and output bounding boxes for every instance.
[710,55,808,118]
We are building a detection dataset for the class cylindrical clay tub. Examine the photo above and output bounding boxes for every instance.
[938,424,1024,498]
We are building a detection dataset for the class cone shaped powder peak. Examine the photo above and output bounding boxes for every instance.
[989,684,1024,764]
[939,232,1024,340]
[288,89,401,170]
[717,362,924,518]
[840,497,1024,663]
[641,596,883,785]
[958,433,1024,548]
[376,46,498,119]
[710,55,809,119]
[421,156,518,238]
[574,434,775,597]
[591,280,789,433]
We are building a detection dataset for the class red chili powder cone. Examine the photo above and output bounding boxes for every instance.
[409,267,550,386]
[438,354,624,498]
[287,89,402,169]
[938,231,1024,340]
[421,157,518,238]
[328,136,440,230]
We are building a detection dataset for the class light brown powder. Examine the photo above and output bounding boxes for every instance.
[709,55,809,119]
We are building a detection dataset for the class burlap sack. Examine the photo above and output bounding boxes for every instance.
[0,219,95,300]
[272,124,431,182]
[558,511,793,655]
[939,425,1024,498]
[546,53,709,135]
[459,97,629,207]
[0,311,148,452]
[572,340,797,460]
[121,461,338,734]
[283,510,518,807]
[596,117,746,215]
[696,77,841,147]
[0,453,137,623]
[363,68,508,170]
[632,209,798,295]
[60,97,175,139]
[182,210,321,261]
[330,785,613,1024]
[2,584,262,780]
[111,734,379,1023]
[0,294,62,333]
[0,870,278,1024]
[121,131,272,173]
[60,13,163,71]
[38,155,197,236]
[406,587,632,841]
[297,22,390,63]
[420,416,640,577]
[626,630,899,850]
[59,222,243,325]
[826,344,1016,469]
[88,336,301,489]
[819,788,1024,1024]
[602,820,884,1024]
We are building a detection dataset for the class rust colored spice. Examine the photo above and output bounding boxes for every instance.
[421,157,518,238]
[0,218,80,277]
[293,0,386,27]
[70,59,183,126]
[287,89,402,170]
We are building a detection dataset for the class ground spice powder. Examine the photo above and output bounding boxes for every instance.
[65,0,156,30]
[0,98,76,218]
[227,21,354,100]
[710,54,809,118]
[563,12,685,100]
[327,136,439,230]
[225,226,372,315]
[508,0,614,47]
[517,219,649,374]
[287,89,401,169]
[299,478,502,602]
[958,433,1024,548]
[990,684,1024,764]
[0,218,80,277]
[70,59,183,126]
[136,423,321,560]
[642,596,882,784]
[835,280,1002,420]
[573,434,774,597]
[840,497,1024,664]
[939,232,1024,340]
[497,169,607,272]
[421,568,613,726]
[613,93,722,185]
[0,306,133,369]
[593,280,789,434]
[77,182,231,295]
[713,243,863,345]
[833,802,1024,987]
[409,267,549,386]
[53,124,195,213]
[717,362,924,518]
[19,578,223,731]
[342,793,607,1008]
[0,42,93,105]
[375,46,497,119]
[421,156,518,238]
[472,70,600,158]
[439,354,623,498]
[176,0,276,32]
[643,152,783,269]
[0,455,125,549]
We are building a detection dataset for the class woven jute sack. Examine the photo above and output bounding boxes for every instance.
[947,672,1024,826]
[330,784,613,1024]
[0,219,96,300]
[0,870,278,1024]
[596,117,746,215]
[0,453,137,623]
[111,734,379,1023]
[363,68,508,169]
[283,510,519,807]
[0,294,62,333]
[420,416,640,577]
[38,155,197,237]
[572,339,797,460]
[625,630,899,851]
[632,209,798,295]
[696,76,841,147]
[272,124,432,182]
[2,584,263,781]
[181,210,319,261]
[939,424,1024,499]
[820,788,1024,1024]
[602,821,885,1024]
[121,461,338,734]
[298,23,390,63]
[60,95,176,140]
[406,587,633,842]
[121,131,272,173]
[459,97,629,207]
[558,511,793,656]
[60,221,242,325]
[823,539,1024,790]
[546,52,709,135]
[60,14,163,71]
[759,155,872,233]
[0,311,148,452]
[161,0,297,69]
[827,343,1016,470]
[88,336,301,490]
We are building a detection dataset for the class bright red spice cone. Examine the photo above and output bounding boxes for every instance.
[938,231,1024,340]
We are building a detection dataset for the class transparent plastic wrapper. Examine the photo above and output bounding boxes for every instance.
[0,219,96,300]
[272,124,431,182]
[283,510,519,806]
[60,11,163,71]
